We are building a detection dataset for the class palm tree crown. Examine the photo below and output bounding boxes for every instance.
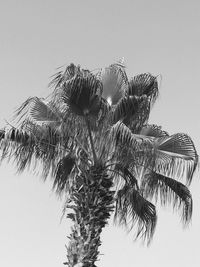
[0,61,198,266]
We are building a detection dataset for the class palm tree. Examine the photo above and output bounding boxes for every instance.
[0,62,198,267]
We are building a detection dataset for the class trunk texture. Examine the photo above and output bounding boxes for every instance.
[64,163,114,267]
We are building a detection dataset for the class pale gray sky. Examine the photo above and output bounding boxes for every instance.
[0,0,200,266]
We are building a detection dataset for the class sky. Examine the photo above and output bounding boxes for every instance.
[0,0,200,266]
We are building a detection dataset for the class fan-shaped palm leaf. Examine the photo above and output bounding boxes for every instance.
[62,75,102,117]
[127,73,158,105]
[101,62,128,105]
[14,97,60,124]
[141,172,192,224]
[112,95,147,125]
[154,133,198,183]
[30,97,60,122]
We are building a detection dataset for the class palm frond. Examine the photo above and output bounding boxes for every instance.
[0,123,65,178]
[14,97,37,122]
[140,124,169,137]
[0,128,31,154]
[114,163,139,190]
[30,98,61,122]
[108,122,156,174]
[62,75,102,117]
[14,96,60,124]
[101,62,128,105]
[0,128,29,144]
[49,63,80,89]
[114,185,157,243]
[127,73,158,105]
[21,120,61,148]
[126,97,151,133]
[0,127,36,170]
[53,155,75,194]
[112,95,147,125]
[154,133,198,183]
[142,172,192,224]
[109,122,153,153]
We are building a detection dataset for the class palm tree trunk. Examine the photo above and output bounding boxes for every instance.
[64,163,114,267]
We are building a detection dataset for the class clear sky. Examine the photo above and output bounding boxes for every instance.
[0,0,200,266]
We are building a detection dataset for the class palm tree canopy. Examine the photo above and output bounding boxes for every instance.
[0,61,198,244]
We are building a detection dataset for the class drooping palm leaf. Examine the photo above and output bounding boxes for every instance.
[21,120,61,149]
[0,127,35,170]
[9,128,30,143]
[141,172,192,224]
[114,163,139,190]
[53,155,75,194]
[114,184,157,243]
[0,123,64,178]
